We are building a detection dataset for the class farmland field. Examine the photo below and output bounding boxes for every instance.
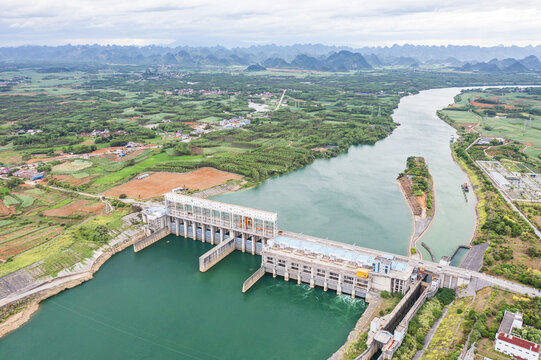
[439,109,480,125]
[104,168,243,199]
[0,182,107,262]
[51,159,93,173]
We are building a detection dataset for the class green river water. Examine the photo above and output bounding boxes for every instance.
[0,88,475,359]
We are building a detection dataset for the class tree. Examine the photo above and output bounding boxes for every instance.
[173,142,191,155]
[6,177,24,189]
[92,225,111,244]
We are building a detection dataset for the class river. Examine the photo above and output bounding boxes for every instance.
[217,87,476,260]
[0,88,475,359]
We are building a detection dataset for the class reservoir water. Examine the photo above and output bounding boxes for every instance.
[216,87,476,259]
[0,88,475,359]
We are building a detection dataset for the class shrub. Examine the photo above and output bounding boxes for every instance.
[435,288,456,306]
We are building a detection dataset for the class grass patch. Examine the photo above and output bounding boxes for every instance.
[423,297,472,353]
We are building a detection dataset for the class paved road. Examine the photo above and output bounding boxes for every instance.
[473,272,540,297]
[274,89,287,110]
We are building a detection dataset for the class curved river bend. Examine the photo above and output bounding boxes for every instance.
[0,88,475,359]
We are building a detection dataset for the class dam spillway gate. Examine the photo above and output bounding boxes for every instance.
[137,193,472,299]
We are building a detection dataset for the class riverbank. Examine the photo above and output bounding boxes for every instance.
[396,157,436,258]
[0,226,146,339]
[440,115,540,287]
[329,294,381,360]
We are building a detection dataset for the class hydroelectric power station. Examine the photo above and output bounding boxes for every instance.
[138,191,472,296]
[136,191,537,359]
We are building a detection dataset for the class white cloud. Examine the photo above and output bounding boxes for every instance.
[0,0,540,46]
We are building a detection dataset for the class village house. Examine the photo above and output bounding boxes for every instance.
[477,137,506,145]
[14,169,44,181]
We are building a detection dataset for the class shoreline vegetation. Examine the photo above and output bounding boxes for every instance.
[397,156,436,259]
[436,88,541,289]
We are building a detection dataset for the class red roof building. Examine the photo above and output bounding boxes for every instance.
[495,332,540,360]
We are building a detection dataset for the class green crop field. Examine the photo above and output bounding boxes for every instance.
[3,195,20,206]
[440,109,480,125]
[481,117,541,148]
[17,194,35,207]
[25,188,44,195]
[72,172,90,179]
[0,220,14,228]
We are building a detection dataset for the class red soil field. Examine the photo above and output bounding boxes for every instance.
[43,200,104,217]
[104,168,243,199]
[470,101,516,110]
[52,174,91,186]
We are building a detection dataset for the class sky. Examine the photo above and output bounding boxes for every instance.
[1,0,540,47]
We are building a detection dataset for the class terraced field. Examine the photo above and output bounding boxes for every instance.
[0,184,105,261]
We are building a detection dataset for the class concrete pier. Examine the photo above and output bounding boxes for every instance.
[242,267,265,293]
[199,237,235,272]
[133,227,171,252]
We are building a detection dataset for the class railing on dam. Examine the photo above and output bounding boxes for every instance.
[199,237,235,272]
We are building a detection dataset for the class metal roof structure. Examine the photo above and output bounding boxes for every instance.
[165,193,278,222]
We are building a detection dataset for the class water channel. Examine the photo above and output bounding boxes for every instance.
[0,88,475,359]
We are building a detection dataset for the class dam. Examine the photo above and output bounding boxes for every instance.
[138,192,473,298]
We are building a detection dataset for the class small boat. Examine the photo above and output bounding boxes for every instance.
[461,183,469,192]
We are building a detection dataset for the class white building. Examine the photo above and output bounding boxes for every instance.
[494,311,540,360]
[495,333,539,360]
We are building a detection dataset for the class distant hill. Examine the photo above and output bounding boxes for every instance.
[262,57,290,68]
[245,64,266,71]
[325,51,372,71]
[1,44,541,72]
[364,54,384,67]
[458,56,541,74]
[520,55,541,71]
